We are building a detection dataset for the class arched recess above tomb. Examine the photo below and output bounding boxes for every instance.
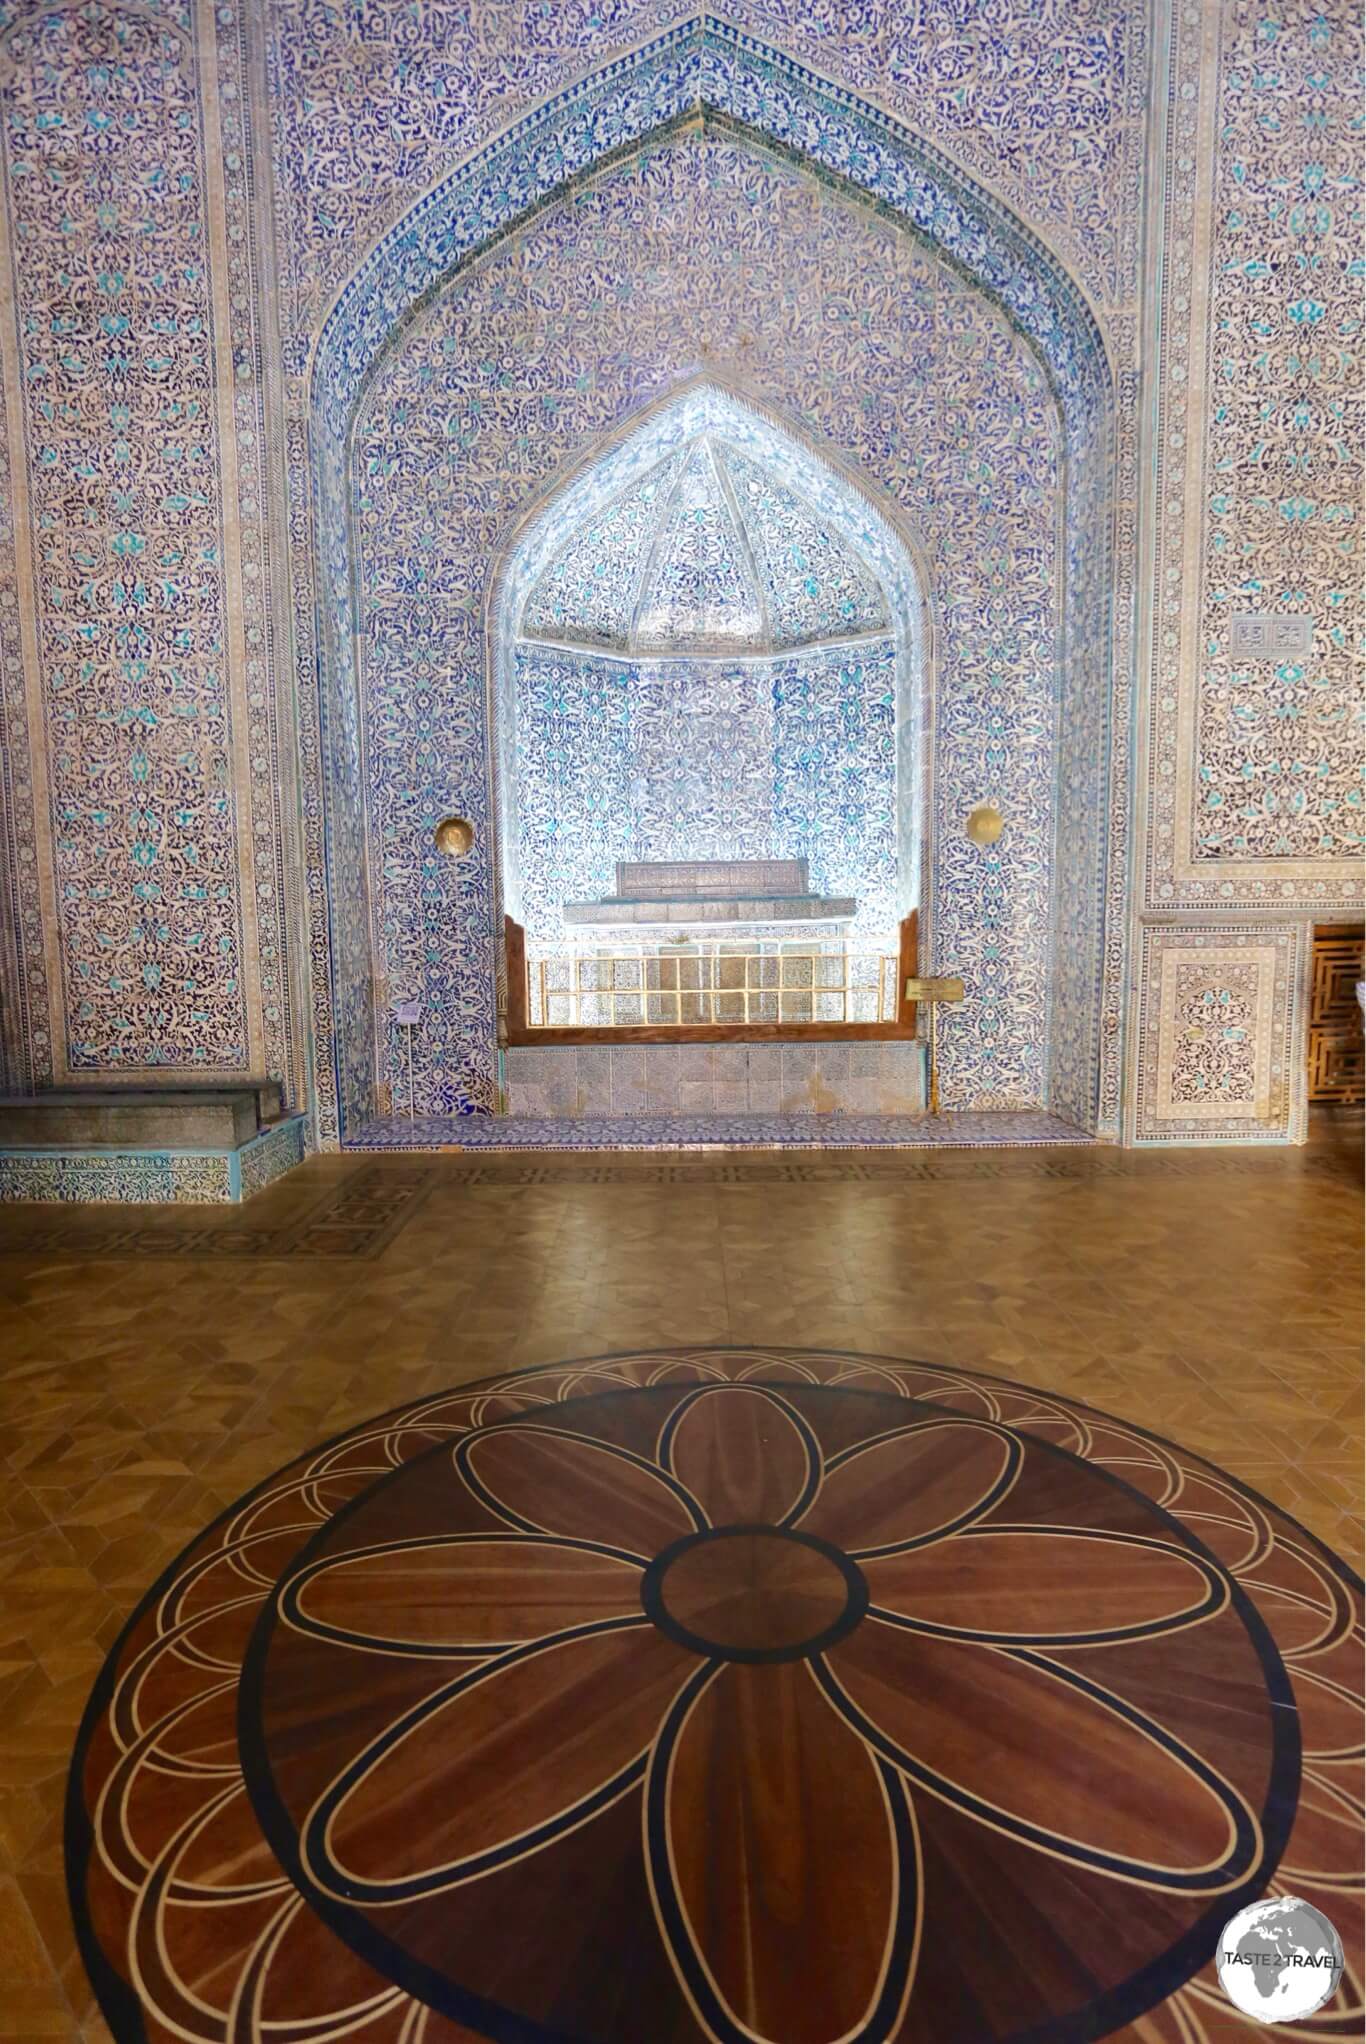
[488,378,929,954]
[304,24,1115,1142]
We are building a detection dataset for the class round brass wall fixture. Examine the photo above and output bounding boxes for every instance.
[965,802,1005,847]
[434,815,475,857]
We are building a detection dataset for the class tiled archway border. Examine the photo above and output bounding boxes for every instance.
[296,19,1125,1145]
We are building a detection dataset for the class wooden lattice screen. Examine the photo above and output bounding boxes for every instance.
[1307,924,1365,1102]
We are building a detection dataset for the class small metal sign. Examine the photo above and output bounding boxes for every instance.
[1230,613,1313,659]
[391,1001,422,1119]
[905,976,965,1002]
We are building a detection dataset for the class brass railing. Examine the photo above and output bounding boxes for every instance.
[528,948,900,1029]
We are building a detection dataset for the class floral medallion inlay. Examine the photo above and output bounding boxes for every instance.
[68,1348,1362,2044]
[644,1524,868,1661]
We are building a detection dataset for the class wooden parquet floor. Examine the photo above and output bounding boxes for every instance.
[0,1113,1361,2039]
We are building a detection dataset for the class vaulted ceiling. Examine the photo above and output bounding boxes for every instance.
[518,434,891,658]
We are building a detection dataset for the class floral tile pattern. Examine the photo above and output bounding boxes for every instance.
[522,432,891,655]
[344,1110,1092,1151]
[0,5,248,1075]
[269,4,1146,341]
[0,0,295,1097]
[0,0,1356,1175]
[1145,0,1363,907]
[514,640,899,946]
[0,1110,307,1204]
[521,450,690,649]
[297,23,1122,1151]
[626,440,767,653]
[1133,924,1308,1145]
[352,125,1067,1127]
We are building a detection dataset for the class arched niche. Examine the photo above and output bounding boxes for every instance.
[487,380,932,958]
[304,22,1116,1141]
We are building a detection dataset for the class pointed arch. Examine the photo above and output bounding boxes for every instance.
[312,22,1111,438]
[304,20,1117,1143]
[485,376,934,947]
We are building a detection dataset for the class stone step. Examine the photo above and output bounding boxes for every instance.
[0,1088,267,1150]
[47,1077,286,1124]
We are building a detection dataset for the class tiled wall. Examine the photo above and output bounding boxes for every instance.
[1132,927,1307,1146]
[291,8,1130,1140]
[1143,0,1361,915]
[514,641,899,947]
[505,1043,925,1118]
[0,4,1358,1161]
[0,0,295,1096]
[353,121,1067,1125]
[1123,0,1363,1145]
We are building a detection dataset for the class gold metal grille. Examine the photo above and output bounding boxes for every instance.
[528,948,900,1029]
[1308,927,1365,1102]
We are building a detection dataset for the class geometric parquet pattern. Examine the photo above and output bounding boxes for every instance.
[65,1348,1364,2042]
[1308,929,1365,1103]
[0,1164,440,1262]
[0,1118,1360,2037]
[0,1147,1360,1260]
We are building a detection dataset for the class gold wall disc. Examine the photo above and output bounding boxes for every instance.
[965,802,1005,847]
[434,815,475,857]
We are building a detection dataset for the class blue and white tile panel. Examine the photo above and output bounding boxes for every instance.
[0,1114,310,1205]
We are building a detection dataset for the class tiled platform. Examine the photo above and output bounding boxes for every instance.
[504,1041,925,1116]
[346,1109,1092,1150]
[0,1110,309,1204]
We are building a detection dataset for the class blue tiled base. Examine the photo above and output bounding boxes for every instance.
[0,1113,310,1205]
[345,1111,1090,1151]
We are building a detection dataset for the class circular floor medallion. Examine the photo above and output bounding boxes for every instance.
[643,1524,869,1661]
[68,1348,1363,2044]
